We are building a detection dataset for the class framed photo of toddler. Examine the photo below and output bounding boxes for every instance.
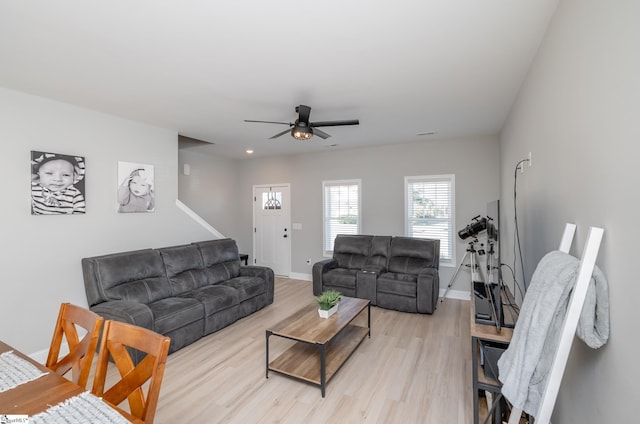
[31,150,86,215]
[117,161,155,213]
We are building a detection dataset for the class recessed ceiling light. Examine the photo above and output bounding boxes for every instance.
[416,131,438,136]
[246,149,254,154]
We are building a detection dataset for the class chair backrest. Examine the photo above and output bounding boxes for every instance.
[92,320,171,424]
[45,302,104,389]
[366,236,392,268]
[387,236,440,274]
[332,234,373,269]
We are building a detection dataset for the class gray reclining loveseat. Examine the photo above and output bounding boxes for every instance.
[313,235,440,314]
[82,238,274,357]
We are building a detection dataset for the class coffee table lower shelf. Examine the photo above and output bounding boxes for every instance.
[267,324,369,396]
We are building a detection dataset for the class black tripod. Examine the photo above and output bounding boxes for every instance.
[441,238,485,301]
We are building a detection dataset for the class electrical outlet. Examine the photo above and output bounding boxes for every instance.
[528,151,532,167]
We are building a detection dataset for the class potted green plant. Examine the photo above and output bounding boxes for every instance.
[316,290,342,318]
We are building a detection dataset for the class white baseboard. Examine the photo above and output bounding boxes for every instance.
[29,347,55,365]
[175,199,225,239]
[286,272,312,281]
[440,288,470,301]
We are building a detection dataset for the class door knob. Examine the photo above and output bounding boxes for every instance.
[283,234,288,238]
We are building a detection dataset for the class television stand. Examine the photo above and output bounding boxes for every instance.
[470,285,518,424]
[473,281,515,329]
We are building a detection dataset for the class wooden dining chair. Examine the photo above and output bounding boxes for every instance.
[92,320,171,424]
[45,302,104,389]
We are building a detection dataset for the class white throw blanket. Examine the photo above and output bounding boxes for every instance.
[497,250,609,417]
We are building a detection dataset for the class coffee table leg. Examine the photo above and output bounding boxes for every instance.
[320,343,326,397]
[265,330,271,379]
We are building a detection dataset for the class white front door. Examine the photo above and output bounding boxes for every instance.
[253,184,291,276]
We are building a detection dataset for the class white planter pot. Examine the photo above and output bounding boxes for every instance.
[318,304,338,318]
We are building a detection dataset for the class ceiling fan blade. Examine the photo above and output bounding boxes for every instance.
[269,128,292,139]
[310,119,359,127]
[244,119,291,125]
[297,105,311,124]
[312,128,331,139]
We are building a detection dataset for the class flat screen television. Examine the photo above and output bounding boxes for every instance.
[473,200,510,331]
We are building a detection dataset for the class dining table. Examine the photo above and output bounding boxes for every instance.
[0,340,143,423]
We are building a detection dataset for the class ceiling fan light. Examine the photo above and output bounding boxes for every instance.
[291,126,313,140]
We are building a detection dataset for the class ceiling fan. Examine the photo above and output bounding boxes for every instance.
[244,105,359,140]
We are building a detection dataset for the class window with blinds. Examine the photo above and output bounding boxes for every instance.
[405,174,455,264]
[323,180,361,255]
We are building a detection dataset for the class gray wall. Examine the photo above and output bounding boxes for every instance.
[0,87,214,354]
[179,136,500,294]
[178,142,242,240]
[500,0,639,422]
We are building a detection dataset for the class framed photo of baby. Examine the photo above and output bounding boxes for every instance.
[117,161,155,213]
[31,150,86,215]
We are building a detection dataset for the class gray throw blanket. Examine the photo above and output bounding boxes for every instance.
[497,250,609,417]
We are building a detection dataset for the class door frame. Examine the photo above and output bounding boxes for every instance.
[252,183,292,277]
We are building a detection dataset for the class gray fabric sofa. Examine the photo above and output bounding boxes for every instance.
[313,235,440,314]
[82,238,274,358]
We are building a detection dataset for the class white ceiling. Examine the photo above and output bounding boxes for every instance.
[0,1,558,159]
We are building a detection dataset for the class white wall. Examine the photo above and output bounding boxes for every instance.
[177,136,500,291]
[178,142,242,242]
[233,136,500,291]
[0,88,214,354]
[500,0,639,421]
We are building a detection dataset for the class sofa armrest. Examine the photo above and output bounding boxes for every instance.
[416,268,439,314]
[356,269,379,305]
[312,259,337,296]
[90,300,155,331]
[240,266,275,304]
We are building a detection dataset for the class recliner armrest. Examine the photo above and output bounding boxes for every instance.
[239,265,275,304]
[91,300,154,331]
[416,267,439,314]
[312,259,338,295]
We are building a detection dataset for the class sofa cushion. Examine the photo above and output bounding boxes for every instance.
[366,236,391,268]
[159,244,208,295]
[378,273,418,297]
[323,268,358,289]
[387,237,439,274]
[389,237,440,274]
[220,276,266,302]
[148,297,204,335]
[180,284,239,316]
[195,239,242,284]
[87,250,171,304]
[333,235,372,270]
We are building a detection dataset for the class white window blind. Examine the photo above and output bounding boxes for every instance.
[323,180,361,255]
[405,175,455,264]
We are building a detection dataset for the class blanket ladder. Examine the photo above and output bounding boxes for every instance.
[507,223,604,424]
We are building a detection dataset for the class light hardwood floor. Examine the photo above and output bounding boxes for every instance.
[151,277,473,423]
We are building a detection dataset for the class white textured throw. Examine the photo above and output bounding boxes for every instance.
[497,250,610,417]
[0,350,47,393]
[30,391,131,424]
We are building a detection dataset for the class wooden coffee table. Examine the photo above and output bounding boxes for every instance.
[265,296,370,397]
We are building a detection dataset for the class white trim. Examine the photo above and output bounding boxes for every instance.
[440,288,470,301]
[322,179,362,256]
[252,183,292,277]
[175,199,225,239]
[29,348,50,364]
[289,272,312,281]
[404,174,456,265]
